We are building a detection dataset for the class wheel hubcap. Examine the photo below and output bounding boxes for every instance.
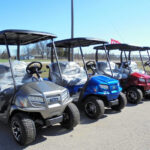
[128,91,138,101]
[12,121,21,141]
[63,113,69,121]
[85,102,96,117]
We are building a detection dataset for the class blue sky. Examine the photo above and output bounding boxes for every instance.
[0,0,150,48]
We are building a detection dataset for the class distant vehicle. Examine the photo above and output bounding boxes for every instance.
[20,55,35,60]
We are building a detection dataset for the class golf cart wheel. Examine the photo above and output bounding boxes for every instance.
[126,87,143,104]
[111,92,127,111]
[10,113,36,146]
[84,96,104,119]
[61,103,80,130]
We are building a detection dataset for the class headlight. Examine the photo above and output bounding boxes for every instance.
[61,90,69,100]
[99,84,109,90]
[28,96,45,107]
[47,95,61,105]
[139,78,145,83]
[15,96,29,108]
[117,82,120,87]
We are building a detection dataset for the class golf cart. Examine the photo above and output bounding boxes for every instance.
[46,38,127,120]
[94,43,150,104]
[0,30,80,145]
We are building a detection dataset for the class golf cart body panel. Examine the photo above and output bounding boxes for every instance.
[83,75,122,100]
[47,37,123,106]
[12,81,71,119]
[47,61,122,102]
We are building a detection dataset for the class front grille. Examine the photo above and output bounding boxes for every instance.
[109,84,118,91]
[46,95,61,105]
[147,79,150,83]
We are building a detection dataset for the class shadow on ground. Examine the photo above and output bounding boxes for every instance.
[126,101,143,107]
[79,111,107,124]
[0,108,125,149]
[0,121,76,150]
[0,122,23,150]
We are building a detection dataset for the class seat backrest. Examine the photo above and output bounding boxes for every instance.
[96,61,129,79]
[96,61,117,75]
[120,61,144,74]
[49,61,87,86]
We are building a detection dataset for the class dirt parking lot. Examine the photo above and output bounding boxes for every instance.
[1,100,150,150]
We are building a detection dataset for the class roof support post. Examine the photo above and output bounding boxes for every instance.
[79,44,88,79]
[52,39,63,82]
[147,50,150,60]
[104,45,113,77]
[4,33,16,90]
[139,50,146,73]
[95,50,98,62]
[17,44,20,60]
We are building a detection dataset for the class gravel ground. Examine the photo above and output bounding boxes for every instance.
[0,100,150,150]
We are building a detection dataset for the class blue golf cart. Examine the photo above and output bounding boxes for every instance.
[45,38,127,119]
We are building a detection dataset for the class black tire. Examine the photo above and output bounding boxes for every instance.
[10,113,36,146]
[61,103,80,129]
[126,87,143,104]
[111,92,127,111]
[84,96,105,119]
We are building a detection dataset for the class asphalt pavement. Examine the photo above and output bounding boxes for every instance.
[0,100,150,150]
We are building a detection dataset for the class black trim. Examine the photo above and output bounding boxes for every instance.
[94,43,143,51]
[0,29,56,45]
[47,37,108,48]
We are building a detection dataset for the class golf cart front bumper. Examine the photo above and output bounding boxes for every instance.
[108,99,119,107]
[45,115,63,126]
[95,92,119,107]
[143,84,150,95]
[145,89,150,95]
[11,97,72,121]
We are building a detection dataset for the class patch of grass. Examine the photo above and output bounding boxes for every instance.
[0,59,8,63]
[136,61,150,72]
[41,63,49,78]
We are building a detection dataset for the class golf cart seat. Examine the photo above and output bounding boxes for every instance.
[121,61,145,74]
[0,61,32,92]
[96,61,128,79]
[49,61,87,86]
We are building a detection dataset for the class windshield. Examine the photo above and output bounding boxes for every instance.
[0,60,33,92]
[0,47,33,92]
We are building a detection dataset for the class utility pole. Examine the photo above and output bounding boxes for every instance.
[71,0,74,61]
[71,0,74,39]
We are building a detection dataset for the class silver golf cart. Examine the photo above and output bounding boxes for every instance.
[0,29,80,145]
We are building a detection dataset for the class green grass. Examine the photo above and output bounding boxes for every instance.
[41,63,49,78]
[0,59,8,63]
[1,58,149,78]
[0,59,50,63]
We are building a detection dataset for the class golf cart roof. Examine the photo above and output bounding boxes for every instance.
[142,47,150,50]
[47,37,108,48]
[94,43,143,51]
[0,29,57,45]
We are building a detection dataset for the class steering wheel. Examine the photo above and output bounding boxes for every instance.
[123,61,131,68]
[26,61,42,75]
[86,61,96,74]
[144,60,150,66]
